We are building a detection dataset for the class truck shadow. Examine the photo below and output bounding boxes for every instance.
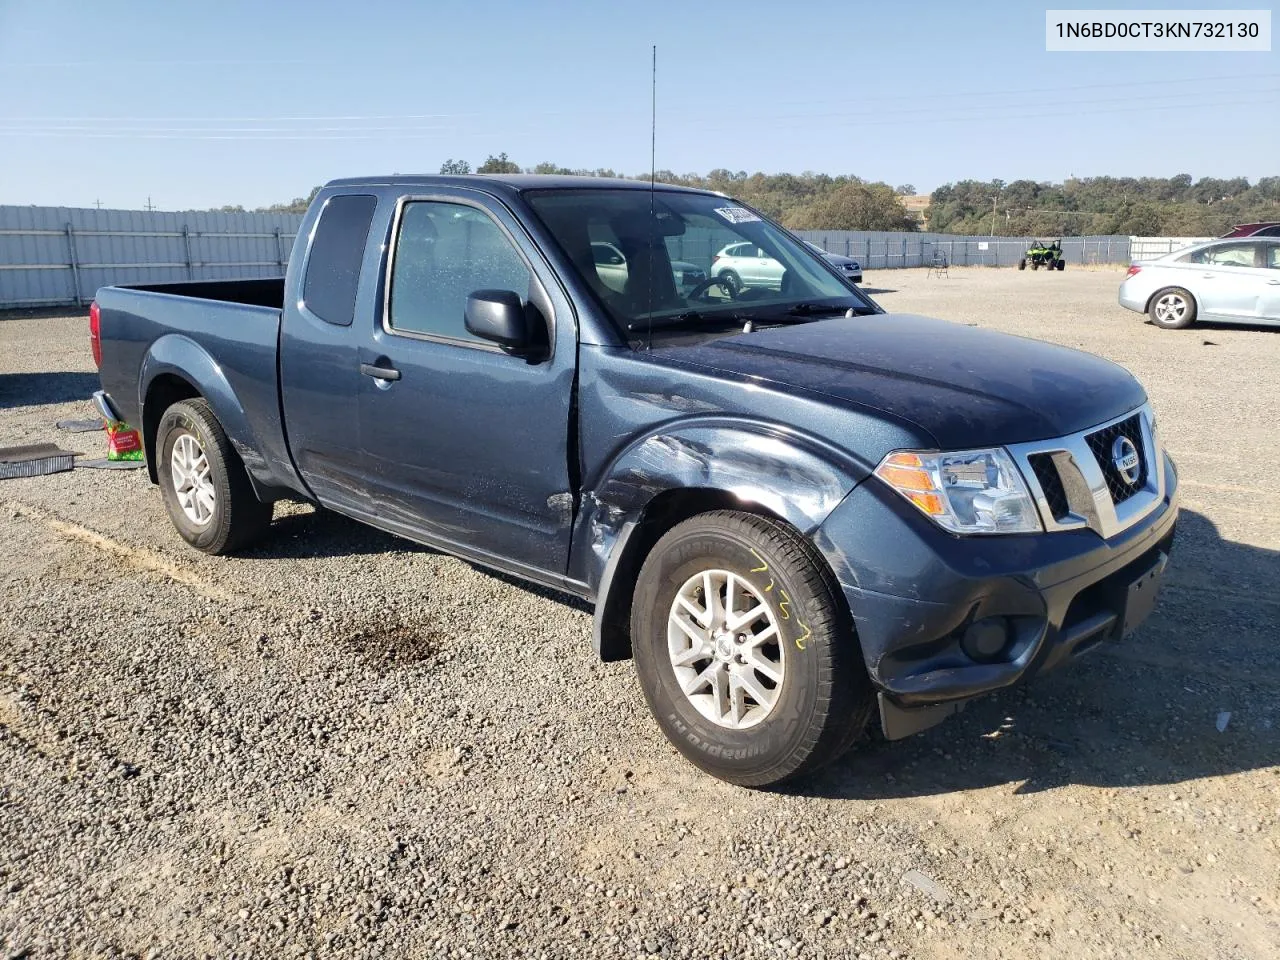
[796,508,1280,799]
[0,371,101,409]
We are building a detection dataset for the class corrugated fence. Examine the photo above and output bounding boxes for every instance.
[1,202,1203,310]
[0,205,303,308]
[790,231,1134,270]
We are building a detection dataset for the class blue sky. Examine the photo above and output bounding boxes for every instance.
[0,0,1275,210]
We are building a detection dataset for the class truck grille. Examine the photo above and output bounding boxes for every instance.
[1084,414,1147,506]
[1028,453,1070,521]
[1009,404,1166,541]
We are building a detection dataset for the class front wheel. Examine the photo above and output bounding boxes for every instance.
[1055,258,1066,271]
[1148,287,1197,329]
[156,398,272,554]
[1017,258,1026,270]
[631,511,875,787]
[716,270,742,297]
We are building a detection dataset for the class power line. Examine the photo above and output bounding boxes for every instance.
[1,72,1274,124]
[3,91,1274,141]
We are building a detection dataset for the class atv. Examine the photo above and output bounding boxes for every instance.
[1019,240,1065,271]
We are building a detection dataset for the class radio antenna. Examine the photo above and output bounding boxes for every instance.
[646,43,656,352]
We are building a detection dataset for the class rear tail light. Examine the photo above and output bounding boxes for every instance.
[1126,265,1142,278]
[711,255,721,264]
[89,301,102,367]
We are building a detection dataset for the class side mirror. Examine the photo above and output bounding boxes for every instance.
[464,289,531,352]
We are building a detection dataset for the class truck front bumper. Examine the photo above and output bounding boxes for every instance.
[813,452,1179,738]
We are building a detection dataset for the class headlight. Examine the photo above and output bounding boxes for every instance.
[874,448,1042,534]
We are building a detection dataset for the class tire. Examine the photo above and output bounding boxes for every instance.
[1018,259,1026,270]
[717,269,742,297]
[1031,260,1040,270]
[631,511,875,787]
[1055,259,1066,271]
[1148,287,1197,329]
[156,398,273,555]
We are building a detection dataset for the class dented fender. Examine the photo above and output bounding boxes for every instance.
[571,417,871,660]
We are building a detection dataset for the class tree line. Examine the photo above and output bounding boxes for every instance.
[242,156,1279,237]
[930,175,1280,236]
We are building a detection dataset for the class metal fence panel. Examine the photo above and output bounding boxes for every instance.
[1,203,1189,311]
[792,231,1133,269]
[0,204,303,308]
[1128,236,1212,261]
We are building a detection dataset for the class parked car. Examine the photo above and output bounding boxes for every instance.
[712,240,862,293]
[803,240,863,284]
[91,174,1177,787]
[711,241,785,293]
[591,240,706,294]
[1119,238,1280,329]
[1219,222,1280,238]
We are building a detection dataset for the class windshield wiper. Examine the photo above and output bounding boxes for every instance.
[785,301,870,318]
[628,309,748,332]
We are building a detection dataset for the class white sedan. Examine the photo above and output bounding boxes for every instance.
[1119,238,1280,330]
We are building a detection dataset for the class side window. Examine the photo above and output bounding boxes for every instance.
[1266,244,1280,269]
[302,194,376,326]
[388,201,534,344]
[1202,243,1258,268]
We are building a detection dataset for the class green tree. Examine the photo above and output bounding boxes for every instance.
[477,152,521,174]
[439,159,471,175]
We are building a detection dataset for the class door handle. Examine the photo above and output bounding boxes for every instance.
[1201,273,1216,279]
[360,362,401,381]
[1268,279,1280,285]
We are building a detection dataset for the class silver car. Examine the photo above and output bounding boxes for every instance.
[1119,238,1280,329]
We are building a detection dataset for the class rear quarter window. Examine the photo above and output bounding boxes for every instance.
[302,194,377,326]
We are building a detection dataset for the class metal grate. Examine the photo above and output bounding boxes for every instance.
[1028,453,1071,520]
[1085,415,1147,506]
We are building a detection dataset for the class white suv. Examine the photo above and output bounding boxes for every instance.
[711,242,786,294]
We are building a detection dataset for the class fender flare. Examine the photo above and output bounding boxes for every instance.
[575,417,871,661]
[138,334,272,485]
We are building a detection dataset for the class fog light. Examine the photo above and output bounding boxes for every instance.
[961,617,1012,662]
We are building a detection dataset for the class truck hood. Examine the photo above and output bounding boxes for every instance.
[652,313,1147,448]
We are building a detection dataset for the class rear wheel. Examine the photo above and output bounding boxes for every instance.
[1031,260,1040,270]
[1017,258,1026,270]
[156,398,272,554]
[717,269,742,297]
[1055,258,1066,271]
[1148,287,1197,329]
[631,511,875,787]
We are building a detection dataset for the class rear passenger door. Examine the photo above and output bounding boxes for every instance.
[356,192,577,576]
[279,193,379,518]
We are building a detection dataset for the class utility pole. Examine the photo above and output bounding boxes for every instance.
[990,193,999,236]
[144,196,155,211]
[93,198,102,209]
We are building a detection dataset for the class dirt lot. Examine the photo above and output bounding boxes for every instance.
[1,267,1277,960]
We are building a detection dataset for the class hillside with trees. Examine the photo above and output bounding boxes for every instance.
[256,158,1278,235]
[928,175,1280,236]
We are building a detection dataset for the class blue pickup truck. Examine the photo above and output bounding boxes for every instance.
[91,175,1178,786]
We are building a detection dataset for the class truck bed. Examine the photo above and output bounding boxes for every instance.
[94,279,302,498]
[122,277,285,309]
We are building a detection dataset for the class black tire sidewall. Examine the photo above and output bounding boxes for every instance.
[632,521,831,784]
[718,270,742,296]
[156,403,234,552]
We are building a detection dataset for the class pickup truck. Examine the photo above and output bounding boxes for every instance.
[91,175,1178,787]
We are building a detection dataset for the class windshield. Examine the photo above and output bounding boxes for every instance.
[524,188,875,342]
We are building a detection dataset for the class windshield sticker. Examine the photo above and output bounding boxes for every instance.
[713,206,761,224]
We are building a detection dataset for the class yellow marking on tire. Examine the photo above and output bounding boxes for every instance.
[794,620,812,651]
[778,589,792,620]
[749,549,769,573]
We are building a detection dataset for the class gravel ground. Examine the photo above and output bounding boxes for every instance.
[1,268,1277,960]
